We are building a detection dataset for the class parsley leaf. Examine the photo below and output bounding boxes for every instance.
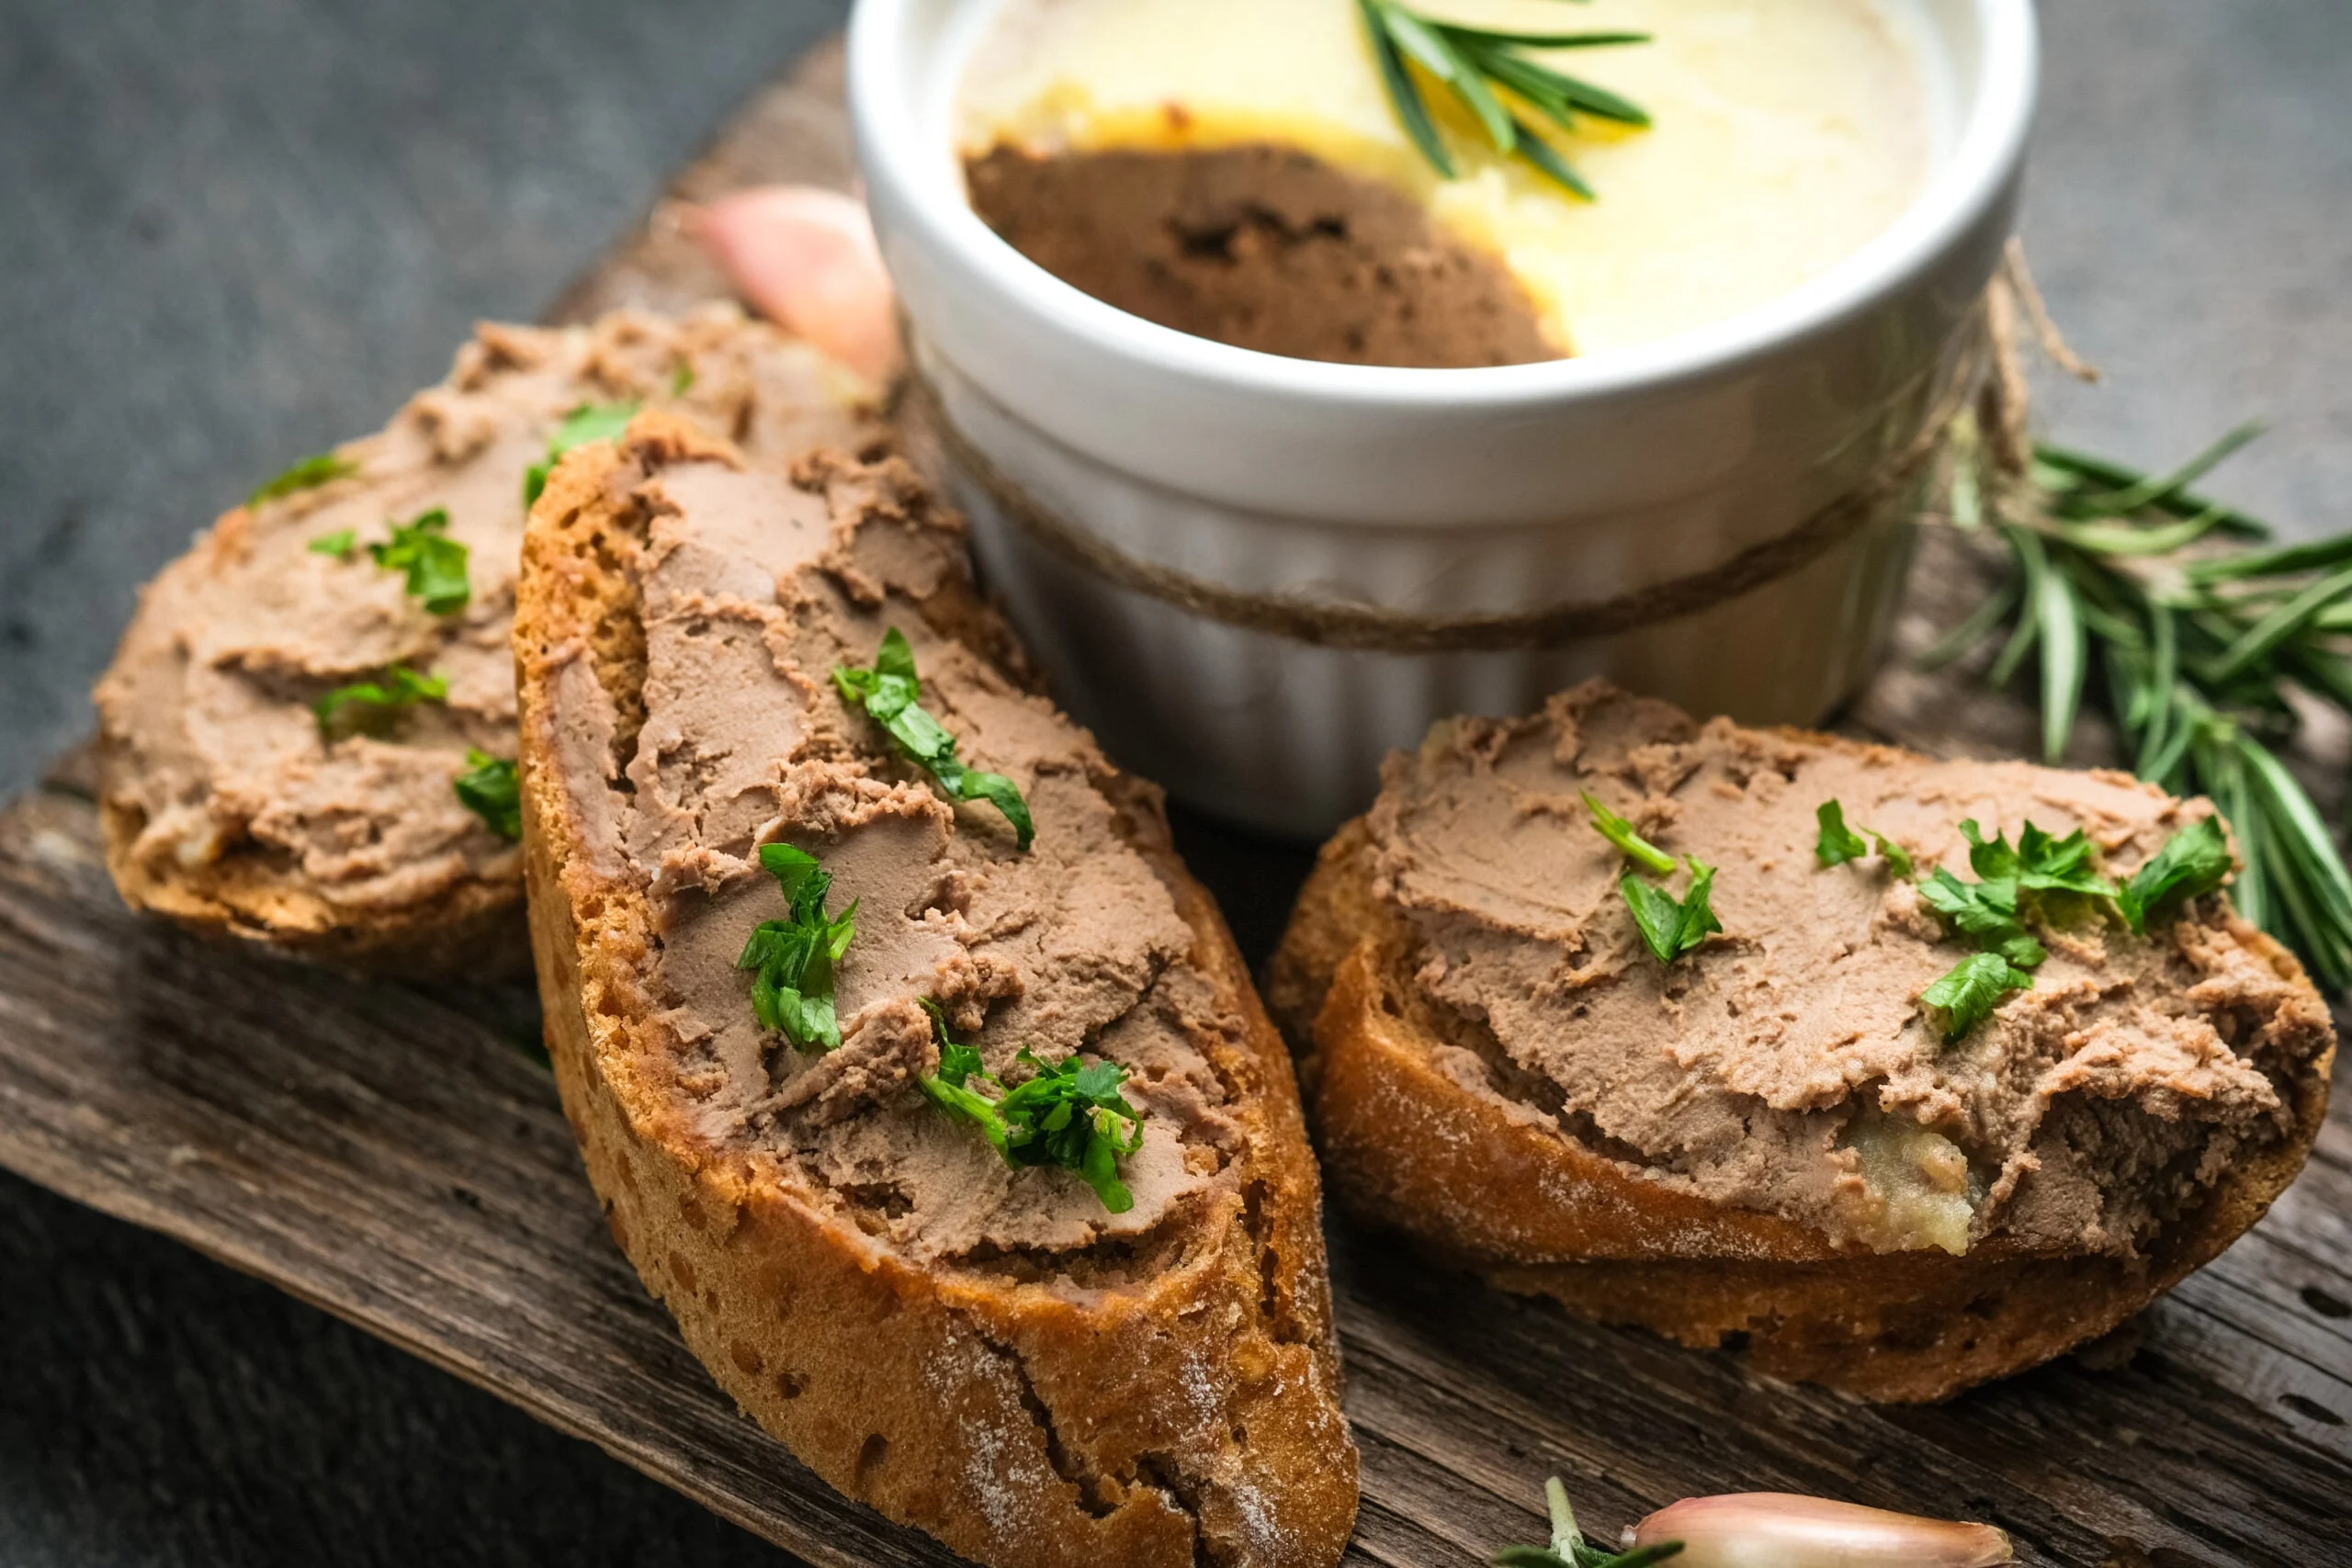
[1581,790,1677,876]
[523,400,639,506]
[834,628,1035,849]
[737,843,857,1053]
[368,507,470,615]
[313,665,447,739]
[1917,868,2047,968]
[309,529,357,558]
[912,1004,1145,1213]
[1922,952,2036,1045]
[917,998,993,1089]
[1617,858,1722,966]
[1815,799,1915,877]
[454,750,521,840]
[2119,816,2233,934]
[249,452,357,508]
[669,360,695,397]
[1970,818,2118,900]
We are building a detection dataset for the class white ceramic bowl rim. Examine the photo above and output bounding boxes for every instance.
[851,0,2040,414]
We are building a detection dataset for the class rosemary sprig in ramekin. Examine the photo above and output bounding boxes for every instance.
[1356,0,1649,199]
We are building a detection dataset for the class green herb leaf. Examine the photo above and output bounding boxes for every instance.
[1618,858,1721,966]
[1922,951,2035,1045]
[917,998,994,1090]
[1917,868,2047,969]
[1357,1,1647,194]
[1582,789,1676,876]
[833,628,1035,849]
[1360,0,1453,177]
[2120,816,2233,934]
[453,750,521,840]
[309,529,357,558]
[669,360,695,397]
[367,507,470,615]
[249,452,357,508]
[313,665,447,739]
[998,1049,1146,1213]
[523,400,640,506]
[1815,800,1915,877]
[736,843,857,1053]
[916,1013,1146,1213]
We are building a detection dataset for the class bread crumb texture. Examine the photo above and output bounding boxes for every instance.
[95,307,877,973]
[514,415,1355,1567]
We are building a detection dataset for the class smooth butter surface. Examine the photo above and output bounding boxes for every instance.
[956,0,1936,355]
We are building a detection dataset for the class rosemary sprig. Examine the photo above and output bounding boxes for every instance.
[1358,0,1649,200]
[1929,420,2352,989]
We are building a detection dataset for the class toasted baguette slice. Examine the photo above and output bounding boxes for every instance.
[95,306,881,975]
[1269,681,2334,1403]
[514,414,1356,1567]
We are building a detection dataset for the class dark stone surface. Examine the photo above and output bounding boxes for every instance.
[0,1,2344,1563]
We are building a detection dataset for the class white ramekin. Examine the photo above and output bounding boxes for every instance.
[850,0,2040,838]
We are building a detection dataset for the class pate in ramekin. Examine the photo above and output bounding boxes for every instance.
[851,0,2038,836]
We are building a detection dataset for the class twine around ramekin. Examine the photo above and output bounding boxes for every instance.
[903,271,2035,657]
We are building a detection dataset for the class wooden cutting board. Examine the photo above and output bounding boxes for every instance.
[6,38,2347,1568]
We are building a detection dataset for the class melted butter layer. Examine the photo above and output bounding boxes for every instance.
[958,0,1935,356]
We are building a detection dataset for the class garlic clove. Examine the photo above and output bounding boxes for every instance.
[689,186,902,387]
[1630,1493,2013,1567]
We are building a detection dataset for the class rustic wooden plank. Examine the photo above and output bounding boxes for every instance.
[7,27,2349,1568]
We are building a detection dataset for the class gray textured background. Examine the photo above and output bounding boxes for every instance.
[0,0,2346,1562]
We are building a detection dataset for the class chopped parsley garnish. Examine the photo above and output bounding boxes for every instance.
[1964,819,2120,902]
[1583,791,1718,965]
[834,628,1035,849]
[1581,789,1677,877]
[737,843,857,1053]
[1618,858,1722,966]
[523,400,639,506]
[1921,952,2039,1046]
[313,664,447,739]
[669,360,695,397]
[248,452,357,508]
[454,750,521,840]
[1814,800,1915,877]
[1815,804,2237,1046]
[1493,1476,1683,1568]
[2120,815,2232,934]
[308,528,357,558]
[914,1002,1146,1213]
[1918,869,2047,969]
[368,507,470,615]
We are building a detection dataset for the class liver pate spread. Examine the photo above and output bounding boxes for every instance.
[97,308,877,943]
[543,447,1250,1262]
[965,143,1556,367]
[1364,682,2334,1258]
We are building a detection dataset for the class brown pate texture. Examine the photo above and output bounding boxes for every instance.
[965,142,1558,367]
[519,417,1355,1566]
[1353,681,2334,1259]
[94,307,878,964]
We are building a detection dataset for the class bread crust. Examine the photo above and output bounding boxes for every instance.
[1269,750,2335,1404]
[515,416,1356,1566]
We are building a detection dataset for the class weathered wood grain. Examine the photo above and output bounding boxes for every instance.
[6,29,2350,1568]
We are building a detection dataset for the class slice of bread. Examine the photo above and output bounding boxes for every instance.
[514,413,1356,1567]
[95,306,881,975]
[1269,681,2335,1403]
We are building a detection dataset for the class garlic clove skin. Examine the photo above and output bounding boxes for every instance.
[1630,1493,2014,1567]
[689,186,902,387]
